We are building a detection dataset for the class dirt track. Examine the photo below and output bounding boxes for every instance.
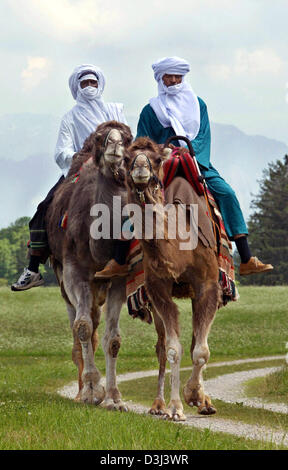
[58,355,287,448]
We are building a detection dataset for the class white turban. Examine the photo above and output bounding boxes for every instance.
[150,57,200,141]
[152,56,190,81]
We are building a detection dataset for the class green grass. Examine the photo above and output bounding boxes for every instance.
[0,285,287,450]
[0,357,282,450]
[245,365,288,405]
[1,285,287,362]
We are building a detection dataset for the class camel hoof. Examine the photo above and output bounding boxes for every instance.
[101,398,129,412]
[207,406,217,415]
[198,405,217,416]
[162,411,172,420]
[80,383,105,406]
[173,413,187,422]
[149,398,166,416]
[101,399,115,411]
[93,397,103,406]
[149,408,165,416]
[118,403,129,413]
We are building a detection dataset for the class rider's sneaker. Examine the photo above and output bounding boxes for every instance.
[11,267,44,291]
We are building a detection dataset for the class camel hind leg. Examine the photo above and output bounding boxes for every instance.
[183,280,220,415]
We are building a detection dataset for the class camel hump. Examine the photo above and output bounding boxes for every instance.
[67,153,93,179]
[164,176,216,249]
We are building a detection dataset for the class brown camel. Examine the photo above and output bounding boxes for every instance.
[46,120,133,410]
[125,137,222,421]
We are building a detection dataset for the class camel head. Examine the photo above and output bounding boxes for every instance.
[81,120,133,181]
[126,137,171,202]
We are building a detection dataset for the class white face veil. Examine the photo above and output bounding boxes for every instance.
[68,64,126,149]
[69,65,105,100]
[149,57,200,141]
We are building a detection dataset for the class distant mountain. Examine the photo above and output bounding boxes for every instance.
[0,113,287,229]
[210,123,288,219]
[0,152,60,228]
[0,113,60,162]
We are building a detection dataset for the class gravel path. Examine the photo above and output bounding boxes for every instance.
[205,366,288,414]
[58,355,288,448]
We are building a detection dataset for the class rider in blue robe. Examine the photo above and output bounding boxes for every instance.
[137,98,247,240]
[136,56,273,276]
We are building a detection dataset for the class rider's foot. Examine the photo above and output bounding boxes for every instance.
[94,259,129,279]
[239,256,274,276]
[11,267,44,291]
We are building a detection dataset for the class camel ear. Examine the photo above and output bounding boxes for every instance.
[161,147,173,160]
[91,142,100,165]
[153,147,172,167]
[92,134,103,164]
[91,142,97,157]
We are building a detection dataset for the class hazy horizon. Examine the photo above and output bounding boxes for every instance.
[0,0,287,145]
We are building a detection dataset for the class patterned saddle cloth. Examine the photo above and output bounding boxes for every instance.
[126,149,238,322]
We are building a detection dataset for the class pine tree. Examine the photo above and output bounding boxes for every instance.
[240,155,288,285]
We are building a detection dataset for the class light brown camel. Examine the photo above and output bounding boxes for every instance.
[46,121,133,410]
[125,137,222,421]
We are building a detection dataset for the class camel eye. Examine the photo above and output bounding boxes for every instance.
[107,138,123,145]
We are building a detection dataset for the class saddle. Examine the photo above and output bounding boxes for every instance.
[163,148,205,196]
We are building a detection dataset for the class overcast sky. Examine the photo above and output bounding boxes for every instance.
[1,0,287,143]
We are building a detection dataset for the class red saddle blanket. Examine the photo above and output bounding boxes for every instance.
[126,149,238,322]
[163,148,205,195]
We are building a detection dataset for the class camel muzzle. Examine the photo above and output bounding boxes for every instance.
[129,153,153,188]
[103,128,125,163]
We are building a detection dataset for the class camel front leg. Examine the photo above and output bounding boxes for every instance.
[146,278,186,422]
[165,337,185,422]
[63,263,105,405]
[101,278,128,412]
[149,310,167,416]
[183,281,220,415]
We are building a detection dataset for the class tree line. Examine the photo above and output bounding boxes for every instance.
[0,155,287,287]
[0,216,56,286]
[237,154,288,285]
